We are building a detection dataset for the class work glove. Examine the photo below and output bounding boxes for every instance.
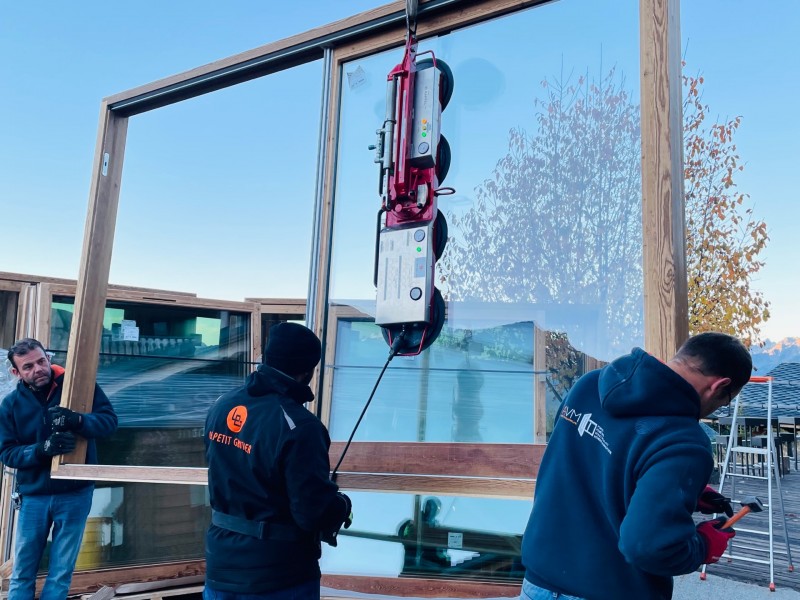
[340,492,353,529]
[697,516,735,564]
[35,432,77,459]
[48,406,83,432]
[320,493,353,547]
[697,485,734,517]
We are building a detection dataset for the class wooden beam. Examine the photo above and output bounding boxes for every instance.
[53,103,128,471]
[0,271,198,297]
[52,464,207,485]
[640,0,688,360]
[103,1,553,116]
[335,0,554,62]
[53,443,542,489]
[334,473,534,499]
[41,281,254,313]
[329,442,544,478]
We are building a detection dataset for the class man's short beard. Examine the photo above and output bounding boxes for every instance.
[25,374,52,393]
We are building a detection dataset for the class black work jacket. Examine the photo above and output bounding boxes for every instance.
[204,365,348,593]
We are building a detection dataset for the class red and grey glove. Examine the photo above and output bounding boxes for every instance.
[697,516,735,564]
[697,485,733,517]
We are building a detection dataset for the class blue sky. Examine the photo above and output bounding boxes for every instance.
[681,2,800,341]
[1,0,798,342]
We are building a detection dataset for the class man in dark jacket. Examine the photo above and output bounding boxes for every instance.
[204,322,352,599]
[0,338,118,600]
[519,332,752,600]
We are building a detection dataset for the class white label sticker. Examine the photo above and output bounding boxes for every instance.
[447,532,463,549]
[346,65,367,90]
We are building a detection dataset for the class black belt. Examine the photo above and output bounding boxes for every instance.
[211,509,310,542]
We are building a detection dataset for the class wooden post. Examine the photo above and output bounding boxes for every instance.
[640,0,688,361]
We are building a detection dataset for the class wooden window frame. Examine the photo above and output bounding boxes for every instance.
[40,281,260,483]
[0,279,30,343]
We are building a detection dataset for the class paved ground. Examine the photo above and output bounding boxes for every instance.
[674,572,800,599]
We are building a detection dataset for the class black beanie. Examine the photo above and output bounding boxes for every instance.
[263,322,322,376]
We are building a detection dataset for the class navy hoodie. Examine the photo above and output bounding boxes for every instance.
[521,348,714,600]
[204,365,350,593]
[0,365,118,495]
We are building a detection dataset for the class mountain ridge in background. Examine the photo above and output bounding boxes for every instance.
[751,337,800,374]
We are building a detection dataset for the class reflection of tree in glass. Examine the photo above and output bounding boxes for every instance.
[440,67,643,355]
[543,331,608,433]
[545,331,581,398]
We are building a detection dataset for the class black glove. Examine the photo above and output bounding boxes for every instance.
[320,493,353,547]
[36,432,77,459]
[697,485,734,517]
[340,493,353,529]
[697,516,735,564]
[48,406,83,432]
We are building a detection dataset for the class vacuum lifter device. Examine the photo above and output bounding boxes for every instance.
[331,1,456,482]
[370,0,454,356]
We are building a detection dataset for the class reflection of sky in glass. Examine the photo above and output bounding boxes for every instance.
[114,62,323,301]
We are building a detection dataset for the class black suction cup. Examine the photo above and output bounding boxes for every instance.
[433,210,448,260]
[436,135,451,184]
[381,287,446,355]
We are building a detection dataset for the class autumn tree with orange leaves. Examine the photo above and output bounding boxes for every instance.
[683,66,769,347]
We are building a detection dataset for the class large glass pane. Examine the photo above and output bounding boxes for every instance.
[328,0,641,442]
[49,296,253,467]
[321,492,530,580]
[111,62,323,302]
[37,483,209,573]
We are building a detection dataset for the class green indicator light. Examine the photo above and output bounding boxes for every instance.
[416,247,422,252]
[421,132,427,137]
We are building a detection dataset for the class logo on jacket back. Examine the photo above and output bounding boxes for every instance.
[227,406,248,433]
[559,404,612,455]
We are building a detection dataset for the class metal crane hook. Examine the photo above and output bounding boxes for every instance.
[406,0,418,37]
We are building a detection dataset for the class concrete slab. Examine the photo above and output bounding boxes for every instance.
[674,572,800,599]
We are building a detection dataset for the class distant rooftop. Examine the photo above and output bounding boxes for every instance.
[715,362,800,419]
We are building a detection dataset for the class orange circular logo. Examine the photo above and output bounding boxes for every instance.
[226,406,248,433]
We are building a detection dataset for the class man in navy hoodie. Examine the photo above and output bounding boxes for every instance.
[520,332,752,600]
[0,338,118,600]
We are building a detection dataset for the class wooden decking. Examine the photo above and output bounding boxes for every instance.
[700,461,800,592]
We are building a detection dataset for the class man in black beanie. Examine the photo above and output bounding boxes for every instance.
[204,322,352,599]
